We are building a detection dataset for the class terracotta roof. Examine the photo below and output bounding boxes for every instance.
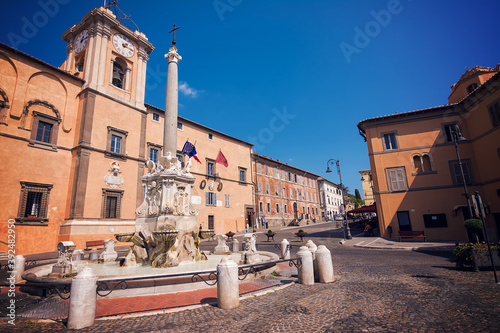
[0,42,85,83]
[252,152,321,178]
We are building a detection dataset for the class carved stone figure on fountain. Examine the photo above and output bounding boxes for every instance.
[50,241,76,277]
[240,234,261,264]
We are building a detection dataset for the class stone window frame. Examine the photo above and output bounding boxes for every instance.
[101,189,124,219]
[442,122,462,144]
[177,121,183,130]
[381,130,399,151]
[449,159,474,186]
[238,167,247,184]
[206,158,216,177]
[106,126,128,160]
[147,142,162,163]
[15,181,53,225]
[28,111,62,152]
[411,153,436,175]
[152,112,160,123]
[487,99,500,128]
[208,132,214,141]
[205,192,217,206]
[385,166,408,192]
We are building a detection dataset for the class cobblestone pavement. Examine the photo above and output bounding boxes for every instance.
[1,223,499,332]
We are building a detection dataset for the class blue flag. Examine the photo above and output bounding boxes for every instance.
[181,141,201,163]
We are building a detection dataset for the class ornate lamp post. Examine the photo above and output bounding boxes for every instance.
[326,159,351,239]
[451,125,473,218]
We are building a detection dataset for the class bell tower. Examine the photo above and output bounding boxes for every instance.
[61,5,154,109]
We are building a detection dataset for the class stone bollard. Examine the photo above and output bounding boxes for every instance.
[12,255,25,283]
[297,246,314,285]
[315,245,334,283]
[217,257,239,309]
[67,267,98,330]
[306,240,318,280]
[89,248,99,261]
[73,250,84,261]
[281,239,290,259]
[232,239,239,252]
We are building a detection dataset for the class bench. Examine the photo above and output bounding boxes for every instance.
[85,240,104,250]
[398,231,426,242]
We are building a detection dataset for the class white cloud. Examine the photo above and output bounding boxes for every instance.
[179,81,203,98]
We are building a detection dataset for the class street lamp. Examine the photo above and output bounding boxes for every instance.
[451,125,473,219]
[326,159,352,239]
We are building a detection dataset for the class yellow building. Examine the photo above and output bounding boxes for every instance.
[358,170,375,205]
[358,65,500,242]
[0,6,253,255]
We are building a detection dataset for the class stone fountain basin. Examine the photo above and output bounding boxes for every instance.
[22,251,279,298]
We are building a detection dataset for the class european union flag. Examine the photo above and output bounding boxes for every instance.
[182,141,201,163]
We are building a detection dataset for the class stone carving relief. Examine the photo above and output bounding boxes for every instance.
[104,161,124,188]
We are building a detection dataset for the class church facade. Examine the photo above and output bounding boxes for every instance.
[0,6,253,255]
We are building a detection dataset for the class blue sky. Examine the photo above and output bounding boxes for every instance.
[2,0,500,196]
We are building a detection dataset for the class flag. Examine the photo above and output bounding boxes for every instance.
[216,150,228,167]
[181,141,201,164]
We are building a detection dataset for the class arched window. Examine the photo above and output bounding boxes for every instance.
[112,60,125,89]
[413,155,422,173]
[422,154,432,172]
[467,83,478,94]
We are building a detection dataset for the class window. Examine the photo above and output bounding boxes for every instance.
[386,167,407,192]
[257,163,261,174]
[383,132,398,150]
[449,159,473,186]
[422,155,432,172]
[265,165,268,175]
[467,83,478,94]
[423,214,448,228]
[443,123,461,143]
[282,187,286,196]
[266,184,270,195]
[107,126,128,159]
[306,192,309,201]
[314,193,317,202]
[275,185,279,196]
[239,167,246,183]
[149,148,158,163]
[276,204,280,213]
[29,111,61,150]
[274,168,278,178]
[296,190,299,199]
[258,183,262,193]
[176,152,185,169]
[413,155,422,173]
[207,160,215,176]
[288,172,292,181]
[177,121,183,130]
[208,132,214,140]
[102,189,124,219]
[111,135,122,153]
[259,202,263,212]
[284,204,287,213]
[205,192,217,206]
[488,100,500,128]
[225,194,230,207]
[267,202,271,213]
[152,113,160,122]
[290,188,293,198]
[36,121,52,143]
[294,174,298,183]
[16,182,52,224]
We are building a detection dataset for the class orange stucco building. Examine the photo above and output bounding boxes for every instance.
[0,6,253,255]
[358,65,500,242]
[252,153,321,229]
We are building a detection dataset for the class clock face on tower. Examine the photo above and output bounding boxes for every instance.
[74,29,88,53]
[112,33,135,58]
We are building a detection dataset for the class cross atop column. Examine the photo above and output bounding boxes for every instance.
[169,24,180,45]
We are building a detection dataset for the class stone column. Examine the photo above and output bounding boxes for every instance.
[163,45,182,158]
[297,246,314,285]
[315,245,334,283]
[11,255,25,283]
[281,239,290,259]
[67,267,98,330]
[217,257,239,309]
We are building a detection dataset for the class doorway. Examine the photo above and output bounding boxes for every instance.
[208,215,214,230]
[397,211,412,231]
[246,207,254,229]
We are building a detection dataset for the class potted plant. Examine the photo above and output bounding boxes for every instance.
[266,230,276,241]
[464,219,483,243]
[295,229,307,241]
[225,231,235,239]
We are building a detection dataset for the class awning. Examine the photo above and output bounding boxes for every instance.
[347,204,377,214]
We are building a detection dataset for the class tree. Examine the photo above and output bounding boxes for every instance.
[355,189,362,200]
[353,189,364,208]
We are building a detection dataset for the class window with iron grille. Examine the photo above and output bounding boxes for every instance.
[16,182,53,225]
